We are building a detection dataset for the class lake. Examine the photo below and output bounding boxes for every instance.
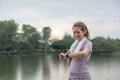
[0,53,119,80]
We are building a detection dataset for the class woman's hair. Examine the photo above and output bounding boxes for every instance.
[72,21,89,38]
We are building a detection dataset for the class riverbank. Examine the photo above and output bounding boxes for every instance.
[0,50,120,56]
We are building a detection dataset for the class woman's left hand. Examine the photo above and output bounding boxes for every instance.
[59,53,66,59]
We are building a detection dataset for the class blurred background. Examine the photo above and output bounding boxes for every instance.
[0,0,120,80]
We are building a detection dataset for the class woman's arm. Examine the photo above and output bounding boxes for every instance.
[67,58,71,65]
[60,47,90,60]
[68,47,90,58]
[60,47,90,59]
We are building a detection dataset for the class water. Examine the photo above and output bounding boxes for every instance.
[0,53,119,80]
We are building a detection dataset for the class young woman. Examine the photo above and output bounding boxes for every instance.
[59,21,92,80]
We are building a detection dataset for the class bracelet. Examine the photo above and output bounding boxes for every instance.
[66,53,69,58]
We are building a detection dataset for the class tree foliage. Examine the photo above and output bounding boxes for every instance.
[92,37,120,53]
[21,24,41,50]
[0,20,120,55]
[42,27,52,50]
[0,20,18,51]
[0,20,42,53]
[51,33,74,51]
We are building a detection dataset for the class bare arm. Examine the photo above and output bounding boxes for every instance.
[68,47,90,58]
[67,58,72,65]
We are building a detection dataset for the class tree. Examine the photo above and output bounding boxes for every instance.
[20,24,41,50]
[51,33,74,51]
[0,20,18,51]
[92,36,117,54]
[42,27,52,51]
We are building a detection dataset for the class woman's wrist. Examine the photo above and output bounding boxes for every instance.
[66,53,69,58]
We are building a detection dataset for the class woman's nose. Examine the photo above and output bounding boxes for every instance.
[74,33,78,36]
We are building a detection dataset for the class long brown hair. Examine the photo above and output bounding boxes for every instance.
[72,21,89,39]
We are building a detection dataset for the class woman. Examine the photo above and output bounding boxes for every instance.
[59,21,92,80]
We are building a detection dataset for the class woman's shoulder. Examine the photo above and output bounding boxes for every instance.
[83,39,92,51]
[85,39,92,46]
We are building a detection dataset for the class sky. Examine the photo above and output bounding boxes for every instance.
[0,0,120,39]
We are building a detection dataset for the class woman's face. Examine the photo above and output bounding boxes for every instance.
[73,26,85,41]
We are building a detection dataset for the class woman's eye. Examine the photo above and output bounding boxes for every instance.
[77,31,80,33]
[73,31,80,34]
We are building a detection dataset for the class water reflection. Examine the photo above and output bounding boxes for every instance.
[15,60,22,80]
[0,56,16,80]
[89,55,120,80]
[0,54,120,80]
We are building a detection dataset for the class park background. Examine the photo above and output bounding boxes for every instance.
[0,0,120,80]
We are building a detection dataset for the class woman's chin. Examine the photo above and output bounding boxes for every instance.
[76,38,83,41]
[76,38,80,41]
